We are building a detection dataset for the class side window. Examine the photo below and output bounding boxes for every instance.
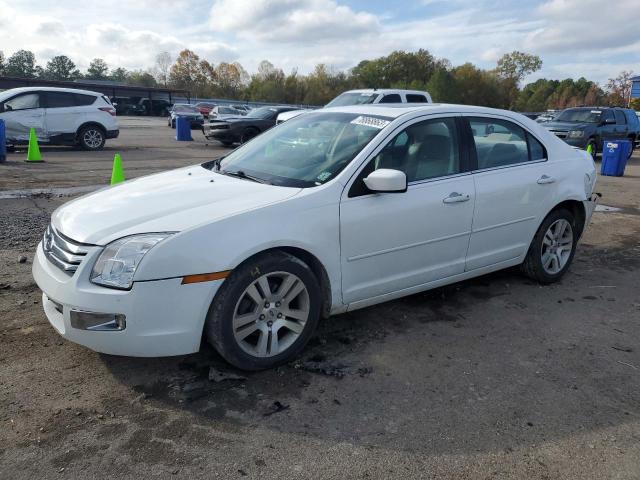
[527,133,546,161]
[45,92,76,108]
[406,94,427,103]
[378,94,402,104]
[2,93,40,111]
[603,110,615,123]
[469,117,530,169]
[371,117,460,183]
[614,110,626,124]
[76,94,97,106]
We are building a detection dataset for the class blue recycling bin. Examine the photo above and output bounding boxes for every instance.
[0,119,6,163]
[600,139,631,177]
[175,116,192,141]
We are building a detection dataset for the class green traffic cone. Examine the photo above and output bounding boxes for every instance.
[586,143,593,156]
[26,128,43,162]
[110,153,125,185]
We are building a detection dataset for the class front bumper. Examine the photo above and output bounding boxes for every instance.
[106,129,119,139]
[32,242,222,357]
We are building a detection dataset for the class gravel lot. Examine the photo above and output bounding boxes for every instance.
[1,118,639,479]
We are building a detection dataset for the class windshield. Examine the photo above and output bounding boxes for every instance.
[247,107,279,119]
[174,105,199,113]
[207,112,390,188]
[219,107,238,114]
[326,92,379,107]
[555,108,602,123]
[196,102,215,108]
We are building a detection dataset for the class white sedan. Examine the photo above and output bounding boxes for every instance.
[33,104,597,370]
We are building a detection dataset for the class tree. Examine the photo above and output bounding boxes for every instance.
[43,55,80,81]
[606,71,633,107]
[215,62,245,98]
[495,51,542,82]
[127,70,157,87]
[425,67,458,103]
[5,50,37,78]
[154,51,172,86]
[86,58,109,80]
[0,51,4,75]
[168,49,206,93]
[110,67,128,82]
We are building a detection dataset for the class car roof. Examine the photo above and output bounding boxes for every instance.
[0,86,102,96]
[342,88,430,95]
[320,103,517,119]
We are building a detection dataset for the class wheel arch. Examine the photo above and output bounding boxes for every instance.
[543,199,586,238]
[76,121,107,139]
[229,246,333,319]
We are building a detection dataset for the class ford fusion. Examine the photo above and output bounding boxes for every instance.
[33,104,597,370]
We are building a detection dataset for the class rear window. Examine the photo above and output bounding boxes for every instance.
[614,110,626,124]
[45,92,76,108]
[378,94,402,103]
[624,110,639,126]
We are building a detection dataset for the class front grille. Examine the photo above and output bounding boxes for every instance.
[549,129,568,139]
[209,123,230,130]
[43,225,92,274]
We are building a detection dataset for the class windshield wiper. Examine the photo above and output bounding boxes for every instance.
[222,169,268,184]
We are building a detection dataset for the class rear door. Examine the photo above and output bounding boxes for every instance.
[464,115,555,271]
[0,91,46,141]
[43,91,86,139]
[613,109,628,140]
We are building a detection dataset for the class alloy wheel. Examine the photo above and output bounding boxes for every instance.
[232,271,310,357]
[83,129,103,149]
[541,219,573,275]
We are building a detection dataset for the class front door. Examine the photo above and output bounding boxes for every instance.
[0,91,46,142]
[340,116,475,304]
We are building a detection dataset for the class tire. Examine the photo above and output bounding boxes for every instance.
[627,137,635,159]
[240,127,259,144]
[586,138,597,159]
[78,125,106,151]
[521,208,578,284]
[204,251,322,371]
[171,120,176,129]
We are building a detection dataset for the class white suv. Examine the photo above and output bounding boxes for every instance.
[0,87,119,150]
[276,88,433,124]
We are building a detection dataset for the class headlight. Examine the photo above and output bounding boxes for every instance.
[90,233,173,289]
[568,130,584,138]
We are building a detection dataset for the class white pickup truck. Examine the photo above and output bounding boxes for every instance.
[276,88,433,124]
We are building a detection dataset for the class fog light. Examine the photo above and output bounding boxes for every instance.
[70,310,126,331]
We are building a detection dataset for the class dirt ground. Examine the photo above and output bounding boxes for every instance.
[1,118,639,479]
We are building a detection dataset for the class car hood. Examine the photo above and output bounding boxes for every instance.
[52,165,302,245]
[543,121,593,130]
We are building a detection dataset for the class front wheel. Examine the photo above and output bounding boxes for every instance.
[204,251,321,370]
[521,209,577,284]
[78,126,106,151]
[586,139,597,159]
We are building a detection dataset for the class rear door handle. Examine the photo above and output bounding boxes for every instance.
[537,175,555,185]
[443,192,470,204]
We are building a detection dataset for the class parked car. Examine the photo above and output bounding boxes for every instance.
[195,102,217,118]
[110,97,137,116]
[168,104,204,129]
[205,105,298,146]
[0,87,118,150]
[232,105,252,114]
[209,105,244,121]
[132,98,171,116]
[535,111,558,123]
[542,106,639,157]
[32,103,597,370]
[276,88,433,124]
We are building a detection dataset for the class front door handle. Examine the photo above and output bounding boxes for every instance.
[443,192,470,204]
[537,174,555,185]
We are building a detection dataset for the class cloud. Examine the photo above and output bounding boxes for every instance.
[209,0,380,42]
[525,0,640,52]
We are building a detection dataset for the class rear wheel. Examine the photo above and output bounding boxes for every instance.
[78,126,106,151]
[521,209,577,284]
[204,251,321,370]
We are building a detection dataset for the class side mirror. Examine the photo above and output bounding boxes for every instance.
[363,169,407,193]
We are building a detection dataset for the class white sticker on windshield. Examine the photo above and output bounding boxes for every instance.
[350,116,390,129]
[317,171,332,182]
[360,93,375,96]
[591,110,602,114]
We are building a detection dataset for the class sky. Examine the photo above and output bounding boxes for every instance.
[0,0,638,85]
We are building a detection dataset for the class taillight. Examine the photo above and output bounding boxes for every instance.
[99,107,116,116]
